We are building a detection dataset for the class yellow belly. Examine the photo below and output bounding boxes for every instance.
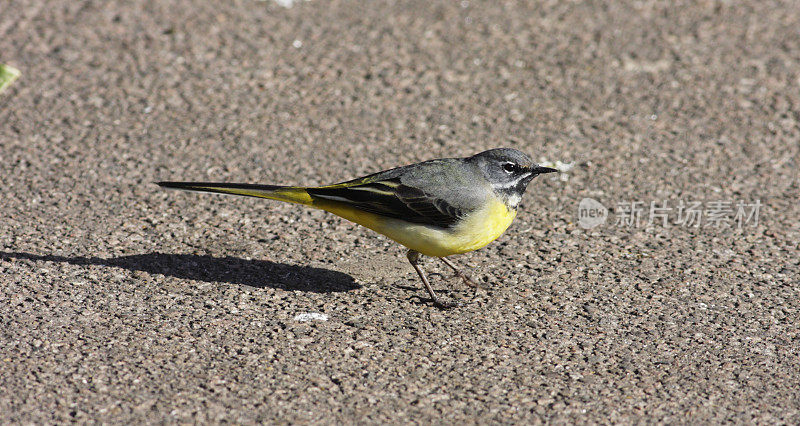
[316,197,516,257]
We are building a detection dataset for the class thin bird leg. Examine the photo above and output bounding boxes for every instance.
[438,257,482,288]
[407,250,459,309]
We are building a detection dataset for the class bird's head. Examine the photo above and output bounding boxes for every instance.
[469,148,557,208]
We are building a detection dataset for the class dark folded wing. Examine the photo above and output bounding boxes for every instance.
[306,178,464,228]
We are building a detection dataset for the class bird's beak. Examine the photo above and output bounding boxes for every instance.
[530,165,558,174]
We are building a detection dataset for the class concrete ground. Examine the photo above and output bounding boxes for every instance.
[1,0,798,423]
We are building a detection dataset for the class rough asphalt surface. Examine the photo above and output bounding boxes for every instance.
[2,0,799,423]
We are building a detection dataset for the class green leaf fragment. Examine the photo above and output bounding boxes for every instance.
[0,64,21,94]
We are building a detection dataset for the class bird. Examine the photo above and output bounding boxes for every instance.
[157,148,556,308]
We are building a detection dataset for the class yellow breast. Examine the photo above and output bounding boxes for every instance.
[316,197,516,258]
[445,198,517,255]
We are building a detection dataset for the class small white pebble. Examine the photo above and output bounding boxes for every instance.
[538,159,576,173]
[294,312,328,322]
[272,0,304,7]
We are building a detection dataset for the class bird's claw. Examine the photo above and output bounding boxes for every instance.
[451,272,486,289]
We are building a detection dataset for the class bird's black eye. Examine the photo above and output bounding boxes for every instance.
[502,163,516,173]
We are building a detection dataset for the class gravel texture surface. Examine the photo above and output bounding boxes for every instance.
[1,0,799,423]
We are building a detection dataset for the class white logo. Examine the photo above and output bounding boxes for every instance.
[578,198,608,229]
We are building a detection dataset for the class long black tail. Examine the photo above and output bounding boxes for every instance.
[156,181,313,205]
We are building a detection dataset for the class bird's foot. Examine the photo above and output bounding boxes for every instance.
[433,298,463,310]
[451,271,486,289]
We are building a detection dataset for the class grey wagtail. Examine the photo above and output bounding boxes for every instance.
[158,148,556,308]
